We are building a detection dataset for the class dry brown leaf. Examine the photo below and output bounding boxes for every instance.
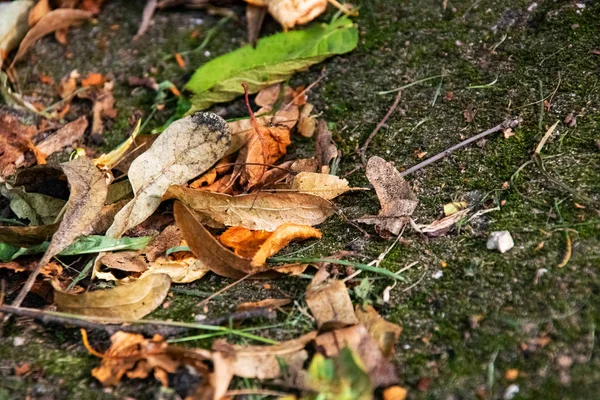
[240,123,291,188]
[314,324,399,388]
[190,156,232,189]
[357,156,418,237]
[246,3,267,45]
[35,116,88,158]
[290,172,353,200]
[266,0,328,30]
[298,103,316,137]
[411,208,469,238]
[143,224,181,262]
[236,298,291,311]
[57,69,79,99]
[100,251,148,273]
[54,29,68,45]
[54,273,170,321]
[80,0,105,14]
[166,185,333,231]
[306,269,358,329]
[142,255,209,283]
[355,305,402,359]
[106,112,230,238]
[28,0,51,27]
[0,223,59,247]
[10,9,93,68]
[215,331,317,380]
[0,107,38,178]
[91,81,117,135]
[0,1,32,68]
[315,120,337,173]
[219,223,321,267]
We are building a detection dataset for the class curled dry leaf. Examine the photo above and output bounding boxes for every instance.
[357,156,418,237]
[34,116,88,159]
[57,69,79,99]
[0,223,59,247]
[298,103,316,137]
[290,172,355,200]
[355,305,402,359]
[106,112,230,238]
[0,1,32,67]
[91,81,117,136]
[315,120,337,173]
[411,208,469,238]
[54,273,171,321]
[94,119,141,172]
[28,0,51,28]
[215,331,317,380]
[142,255,209,283]
[306,269,359,329]
[10,9,93,68]
[12,157,108,306]
[314,324,399,388]
[0,184,66,225]
[0,106,38,178]
[219,223,321,267]
[100,251,148,273]
[166,185,333,232]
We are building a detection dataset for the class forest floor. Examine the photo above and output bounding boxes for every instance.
[1,0,599,399]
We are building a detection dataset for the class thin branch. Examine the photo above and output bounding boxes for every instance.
[359,90,402,165]
[400,117,522,177]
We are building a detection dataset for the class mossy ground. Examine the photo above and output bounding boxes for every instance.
[1,0,599,399]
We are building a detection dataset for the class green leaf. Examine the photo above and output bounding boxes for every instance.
[184,17,358,113]
[0,235,152,262]
[354,278,373,305]
[0,184,66,225]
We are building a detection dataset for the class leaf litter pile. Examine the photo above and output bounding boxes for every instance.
[0,1,522,399]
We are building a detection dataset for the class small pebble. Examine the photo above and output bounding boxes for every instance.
[13,337,26,347]
[194,314,207,322]
[504,384,519,400]
[432,270,443,279]
[487,231,514,253]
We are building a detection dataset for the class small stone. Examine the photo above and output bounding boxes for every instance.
[13,337,26,347]
[432,270,444,279]
[486,231,514,253]
[556,354,573,368]
[563,113,577,128]
[504,384,519,400]
[194,314,207,322]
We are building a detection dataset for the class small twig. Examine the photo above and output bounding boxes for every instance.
[557,230,572,268]
[226,389,292,397]
[269,257,406,281]
[400,117,521,177]
[283,69,326,110]
[198,273,252,307]
[359,90,402,165]
[0,305,277,339]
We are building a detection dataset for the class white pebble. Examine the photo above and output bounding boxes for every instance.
[13,337,26,347]
[432,270,443,279]
[504,384,519,400]
[204,51,211,57]
[487,231,514,253]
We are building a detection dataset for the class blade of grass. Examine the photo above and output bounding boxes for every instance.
[377,74,446,95]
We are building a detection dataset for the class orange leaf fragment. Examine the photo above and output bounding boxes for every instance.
[219,223,321,267]
[174,53,186,68]
[81,72,105,87]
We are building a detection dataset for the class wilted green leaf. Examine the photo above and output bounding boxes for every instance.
[0,184,66,225]
[184,17,358,113]
[0,235,153,262]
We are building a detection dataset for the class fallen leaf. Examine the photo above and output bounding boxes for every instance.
[54,273,170,321]
[141,255,209,283]
[174,53,186,68]
[246,3,267,45]
[11,157,107,306]
[306,269,358,329]
[143,224,182,262]
[54,29,68,45]
[91,81,117,136]
[80,0,105,14]
[94,119,141,171]
[265,0,327,29]
[81,72,106,87]
[10,9,93,68]
[166,185,334,231]
[315,120,337,173]
[355,305,402,359]
[298,103,316,137]
[0,223,59,247]
[133,0,158,41]
[384,386,408,400]
[358,156,418,237]
[443,201,467,216]
[215,331,317,380]
[219,223,321,267]
[236,298,291,311]
[290,172,353,200]
[0,106,38,178]
[184,17,357,112]
[411,208,469,237]
[314,325,399,388]
[106,112,231,238]
[0,184,66,225]
[35,116,88,158]
[57,69,79,99]
[100,251,148,272]
[0,1,32,68]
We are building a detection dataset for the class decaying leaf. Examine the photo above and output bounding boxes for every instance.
[184,17,357,112]
[91,81,117,136]
[315,120,337,173]
[94,119,141,171]
[219,223,321,267]
[141,255,209,283]
[314,324,399,388]
[215,331,317,380]
[106,112,230,238]
[236,298,291,311]
[265,0,327,30]
[54,273,170,321]
[0,223,59,247]
[10,9,93,68]
[290,172,354,200]
[0,184,66,225]
[12,157,108,306]
[355,305,402,359]
[166,185,333,232]
[100,251,148,273]
[0,106,38,178]
[358,156,418,237]
[411,208,468,238]
[28,0,51,27]
[34,116,88,159]
[306,269,359,329]
[0,1,33,68]
[298,103,316,137]
[443,201,467,217]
